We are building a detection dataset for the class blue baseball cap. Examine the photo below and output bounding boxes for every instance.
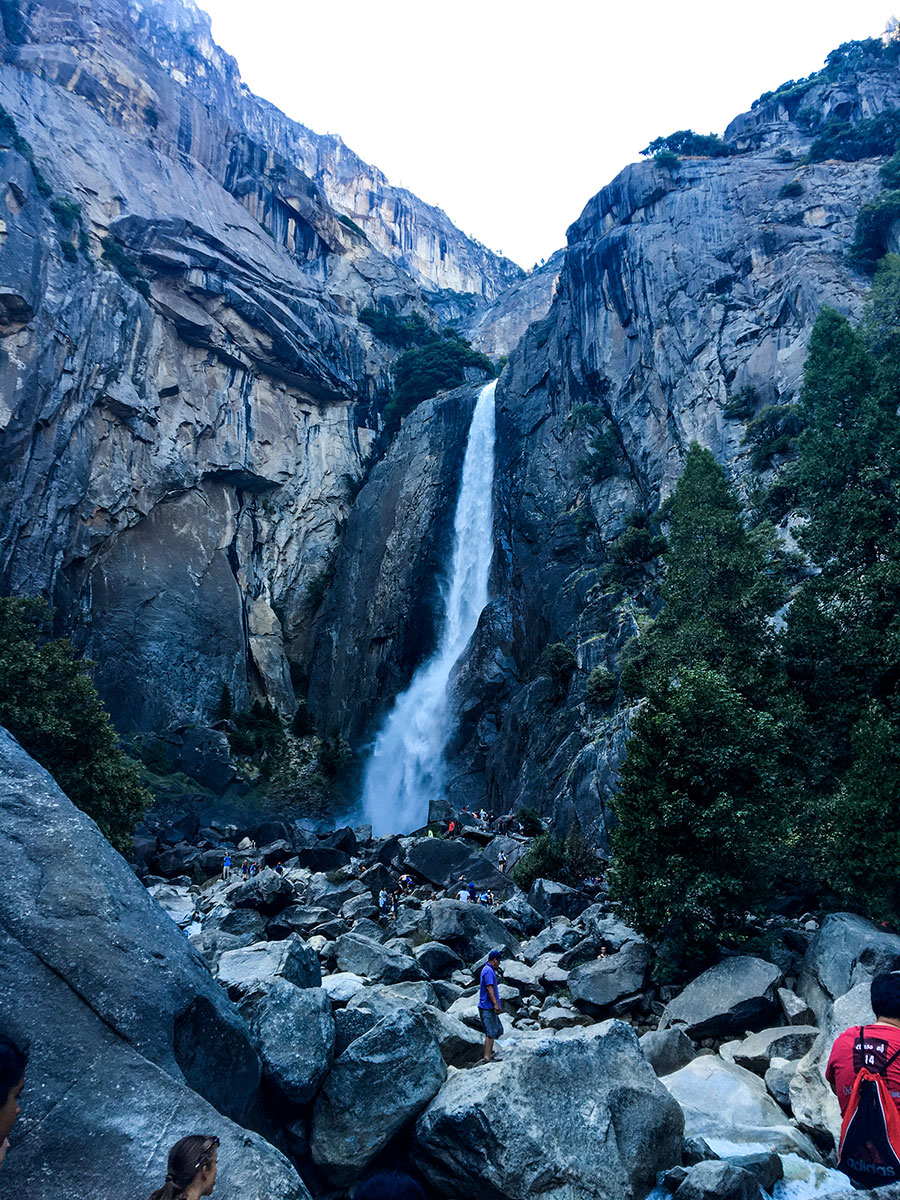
[488,949,503,961]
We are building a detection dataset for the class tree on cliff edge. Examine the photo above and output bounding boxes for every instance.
[0,596,151,852]
[610,445,792,967]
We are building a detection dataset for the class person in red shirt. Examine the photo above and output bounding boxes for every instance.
[826,972,900,1118]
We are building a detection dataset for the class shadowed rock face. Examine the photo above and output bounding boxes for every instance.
[0,0,514,740]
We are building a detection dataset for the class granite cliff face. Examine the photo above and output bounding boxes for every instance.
[0,0,515,740]
[318,43,892,836]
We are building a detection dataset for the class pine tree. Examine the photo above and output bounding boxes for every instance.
[610,445,791,963]
[0,596,152,851]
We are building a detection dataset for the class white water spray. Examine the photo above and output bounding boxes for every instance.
[361,380,497,837]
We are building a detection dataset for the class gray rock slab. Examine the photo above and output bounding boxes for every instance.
[425,899,521,963]
[732,1025,820,1075]
[217,934,321,994]
[334,931,424,983]
[664,956,783,1039]
[311,1008,446,1185]
[673,1160,760,1200]
[641,1027,697,1077]
[664,1054,821,1161]
[798,913,900,1023]
[414,1021,684,1200]
[237,982,334,1107]
[569,942,651,1014]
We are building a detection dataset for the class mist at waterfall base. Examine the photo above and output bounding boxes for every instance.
[361,381,497,838]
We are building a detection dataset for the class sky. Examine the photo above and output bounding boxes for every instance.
[198,0,897,269]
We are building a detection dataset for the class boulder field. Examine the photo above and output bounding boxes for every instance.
[4,723,900,1200]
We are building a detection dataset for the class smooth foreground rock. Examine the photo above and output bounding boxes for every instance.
[664,1054,821,1160]
[237,982,334,1108]
[217,934,321,994]
[569,941,651,1014]
[664,956,782,1039]
[0,728,260,1123]
[0,731,308,1198]
[311,1008,446,1185]
[414,1022,684,1200]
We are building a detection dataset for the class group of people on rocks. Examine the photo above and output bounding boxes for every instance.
[447,808,518,837]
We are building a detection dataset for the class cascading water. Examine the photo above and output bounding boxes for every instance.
[361,379,497,837]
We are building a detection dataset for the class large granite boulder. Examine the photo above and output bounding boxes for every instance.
[404,836,508,892]
[237,982,334,1108]
[568,942,651,1014]
[414,1022,683,1200]
[640,1027,697,1077]
[0,728,260,1123]
[310,1009,446,1185]
[663,1054,821,1160]
[673,1160,760,1200]
[664,957,783,1039]
[216,934,321,994]
[731,1025,820,1076]
[344,986,483,1067]
[230,868,296,916]
[797,912,900,1024]
[527,877,593,920]
[425,899,521,963]
[334,931,424,983]
[414,940,466,978]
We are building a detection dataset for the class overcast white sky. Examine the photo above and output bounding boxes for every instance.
[198,0,896,269]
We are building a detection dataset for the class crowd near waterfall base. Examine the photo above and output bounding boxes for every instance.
[7,3,900,1200]
[361,380,497,837]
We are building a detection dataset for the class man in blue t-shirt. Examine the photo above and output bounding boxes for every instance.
[479,950,503,1064]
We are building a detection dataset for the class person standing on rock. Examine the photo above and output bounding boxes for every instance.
[222,854,231,882]
[0,1033,27,1170]
[479,950,504,1064]
[497,851,507,874]
[379,888,388,918]
[147,1134,219,1200]
[467,881,476,904]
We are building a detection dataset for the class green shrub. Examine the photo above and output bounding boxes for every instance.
[50,195,82,230]
[576,425,620,483]
[0,596,152,851]
[214,683,233,722]
[318,733,352,779]
[304,562,335,612]
[101,236,151,299]
[510,822,600,892]
[60,241,78,263]
[602,511,666,589]
[743,404,803,471]
[723,386,759,421]
[849,190,900,273]
[538,643,576,695]
[881,152,900,190]
[359,307,434,348]
[139,738,173,776]
[228,700,286,777]
[515,807,544,837]
[641,131,728,159]
[291,699,314,736]
[383,334,495,436]
[653,149,681,171]
[585,666,617,708]
[0,104,52,197]
[806,108,900,164]
[779,179,804,199]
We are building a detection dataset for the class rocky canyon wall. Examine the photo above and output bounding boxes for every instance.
[0,0,515,743]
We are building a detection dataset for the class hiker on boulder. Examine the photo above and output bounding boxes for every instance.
[827,971,900,1187]
[479,949,504,1064]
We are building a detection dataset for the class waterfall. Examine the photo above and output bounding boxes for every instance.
[361,379,497,837]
